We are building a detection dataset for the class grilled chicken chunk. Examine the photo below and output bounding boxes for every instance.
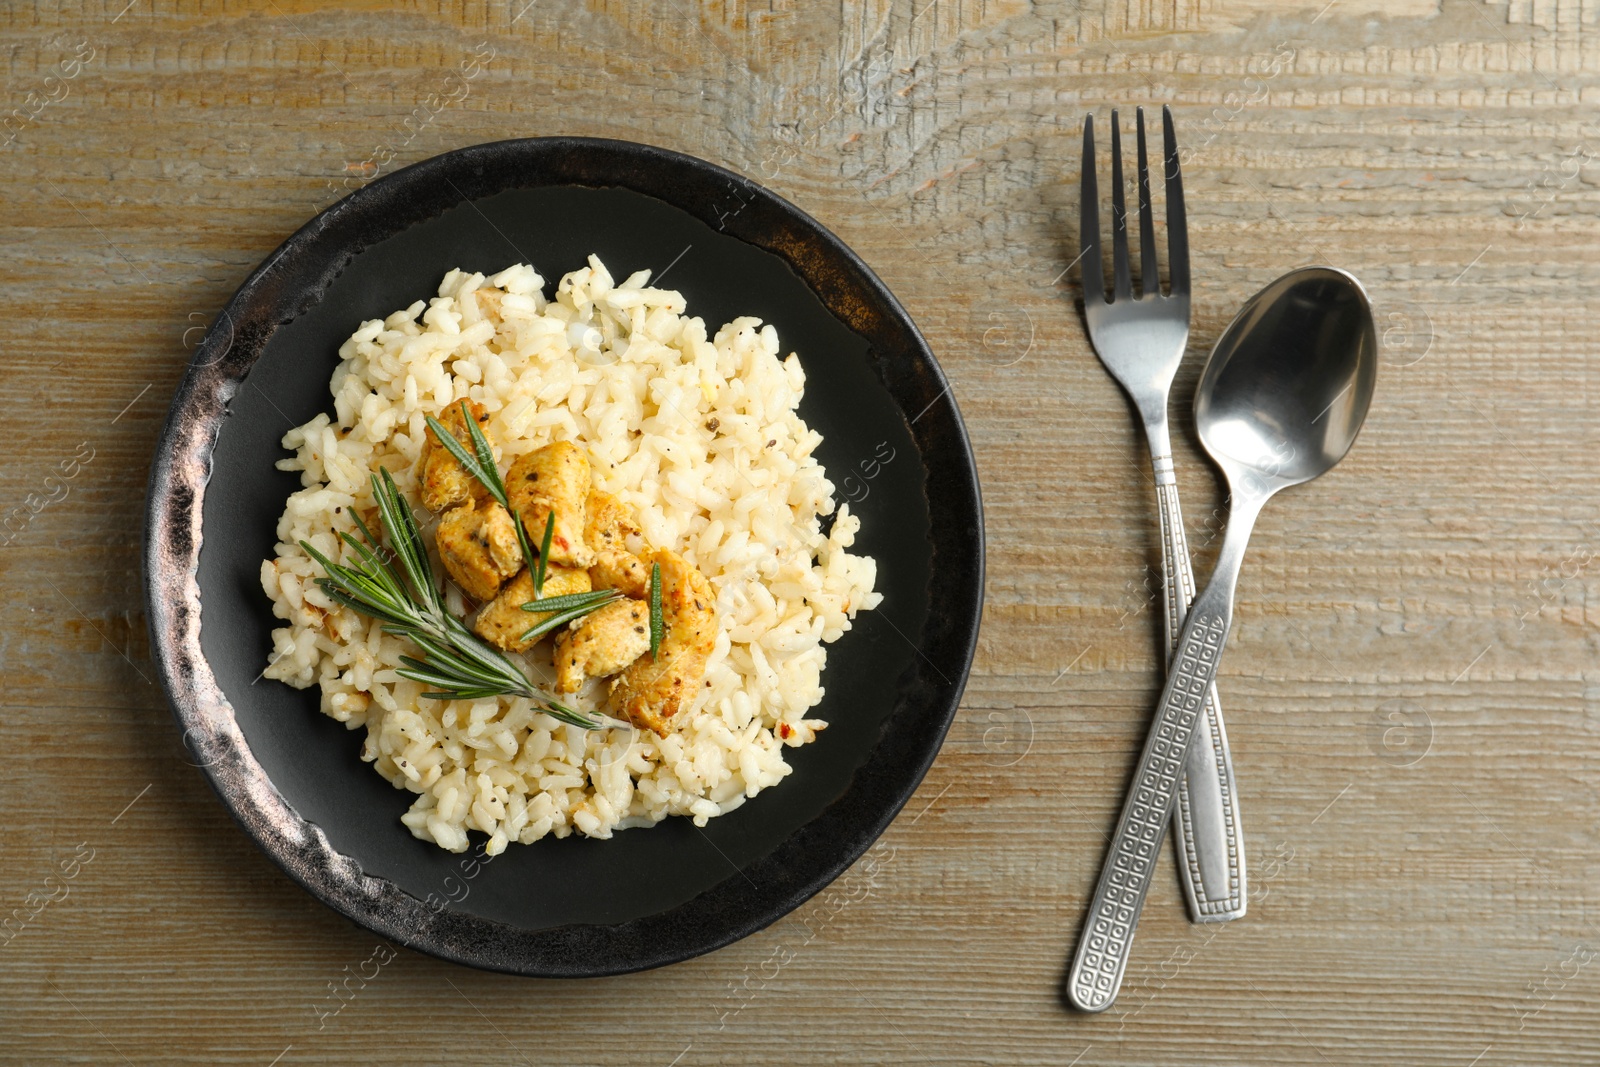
[589,551,650,599]
[553,599,651,693]
[607,549,717,736]
[507,442,594,568]
[584,489,637,554]
[435,498,522,602]
[419,399,492,514]
[584,489,649,598]
[472,563,591,653]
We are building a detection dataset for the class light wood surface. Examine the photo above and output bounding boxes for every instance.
[3,0,1598,1063]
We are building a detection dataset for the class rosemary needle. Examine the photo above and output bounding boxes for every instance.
[648,562,664,659]
[519,590,617,613]
[533,510,554,597]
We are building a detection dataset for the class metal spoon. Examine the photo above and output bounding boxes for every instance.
[1067,266,1378,1012]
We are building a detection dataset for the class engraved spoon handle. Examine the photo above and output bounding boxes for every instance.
[1068,504,1256,1012]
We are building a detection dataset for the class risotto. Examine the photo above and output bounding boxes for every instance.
[260,255,881,854]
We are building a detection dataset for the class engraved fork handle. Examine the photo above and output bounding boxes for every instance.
[1151,452,1247,923]
[1068,499,1258,1012]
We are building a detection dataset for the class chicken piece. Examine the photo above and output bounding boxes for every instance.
[435,498,522,602]
[584,489,638,554]
[607,549,718,736]
[584,489,649,599]
[472,563,591,653]
[506,441,594,568]
[418,399,493,513]
[553,599,651,693]
[589,551,650,600]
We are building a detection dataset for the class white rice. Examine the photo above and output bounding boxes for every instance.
[260,255,881,854]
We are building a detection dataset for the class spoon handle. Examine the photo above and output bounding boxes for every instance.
[1152,460,1247,924]
[1067,531,1247,1012]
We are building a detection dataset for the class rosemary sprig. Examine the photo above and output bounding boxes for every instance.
[424,402,539,572]
[648,562,664,659]
[518,588,625,644]
[300,467,604,730]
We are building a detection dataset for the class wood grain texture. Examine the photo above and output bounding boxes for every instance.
[1,0,1598,1062]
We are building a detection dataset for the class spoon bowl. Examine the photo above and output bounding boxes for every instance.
[1196,266,1378,493]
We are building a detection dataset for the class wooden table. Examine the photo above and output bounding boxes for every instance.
[3,1,1596,1062]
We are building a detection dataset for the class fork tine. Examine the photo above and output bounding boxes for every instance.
[1135,107,1159,298]
[1162,105,1190,296]
[1080,114,1103,306]
[1109,110,1133,302]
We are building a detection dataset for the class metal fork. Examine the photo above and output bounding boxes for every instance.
[1075,106,1246,931]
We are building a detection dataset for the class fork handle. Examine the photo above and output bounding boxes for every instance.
[1153,455,1247,923]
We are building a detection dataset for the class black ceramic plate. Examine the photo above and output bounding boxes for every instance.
[145,137,982,976]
